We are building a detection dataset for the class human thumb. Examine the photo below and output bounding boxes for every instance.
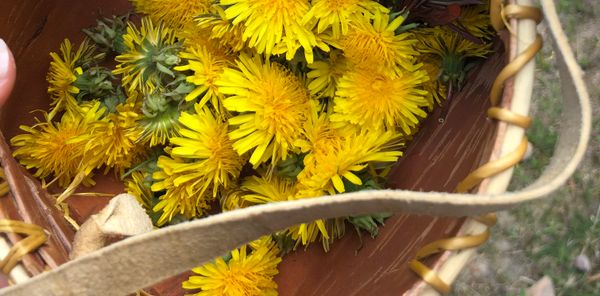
[0,38,16,108]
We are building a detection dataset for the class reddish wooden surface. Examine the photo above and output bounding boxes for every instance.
[0,1,504,294]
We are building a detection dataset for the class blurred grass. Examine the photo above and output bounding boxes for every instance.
[453,0,600,295]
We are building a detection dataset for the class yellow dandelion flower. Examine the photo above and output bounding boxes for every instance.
[183,238,281,296]
[416,26,491,59]
[297,128,403,193]
[125,170,154,210]
[92,100,145,174]
[47,39,96,118]
[195,6,248,52]
[150,155,211,225]
[113,18,179,94]
[220,0,321,63]
[174,46,231,113]
[240,175,295,205]
[287,187,334,246]
[218,54,312,167]
[331,66,429,133]
[240,175,332,247]
[419,56,446,109]
[151,105,244,225]
[169,104,244,195]
[11,102,106,188]
[131,0,214,29]
[303,0,388,38]
[294,110,345,156]
[454,4,492,40]
[307,50,348,98]
[332,11,419,75]
[220,189,251,211]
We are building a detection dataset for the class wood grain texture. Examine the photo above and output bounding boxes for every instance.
[0,1,504,294]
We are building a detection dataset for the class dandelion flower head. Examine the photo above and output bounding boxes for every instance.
[331,66,429,134]
[183,238,281,296]
[218,54,313,167]
[113,18,180,94]
[11,102,106,188]
[131,0,214,29]
[220,0,323,63]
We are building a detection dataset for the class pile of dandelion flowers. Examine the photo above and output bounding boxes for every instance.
[11,102,106,188]
[220,0,321,63]
[297,129,403,193]
[183,239,281,296]
[332,11,420,76]
[218,54,312,167]
[174,46,231,113]
[47,39,96,119]
[331,67,429,134]
[113,18,180,94]
[302,0,388,39]
[130,0,214,29]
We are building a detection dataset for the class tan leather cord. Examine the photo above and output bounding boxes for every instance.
[408,2,542,294]
[0,220,47,275]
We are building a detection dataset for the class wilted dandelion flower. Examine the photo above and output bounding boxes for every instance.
[113,18,180,94]
[47,39,97,118]
[303,0,388,38]
[11,102,106,188]
[218,54,312,167]
[131,0,214,29]
[331,66,429,133]
[183,238,281,296]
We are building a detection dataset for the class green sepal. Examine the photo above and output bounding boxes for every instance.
[348,213,392,238]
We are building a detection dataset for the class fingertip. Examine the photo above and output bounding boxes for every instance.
[0,38,16,108]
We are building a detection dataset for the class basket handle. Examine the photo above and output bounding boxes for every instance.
[0,0,592,295]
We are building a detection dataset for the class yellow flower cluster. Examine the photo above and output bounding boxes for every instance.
[12,1,494,295]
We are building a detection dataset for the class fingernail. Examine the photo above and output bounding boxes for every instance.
[0,38,9,79]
